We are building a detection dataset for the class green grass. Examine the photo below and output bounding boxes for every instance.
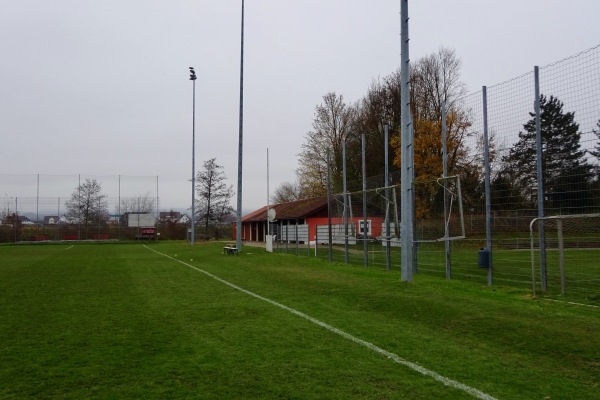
[1,242,599,399]
[296,239,600,305]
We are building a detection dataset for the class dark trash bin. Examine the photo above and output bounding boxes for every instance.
[478,248,490,268]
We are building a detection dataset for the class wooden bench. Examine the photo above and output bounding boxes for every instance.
[223,245,238,255]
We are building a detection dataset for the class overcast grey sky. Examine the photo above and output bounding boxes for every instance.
[2,0,599,213]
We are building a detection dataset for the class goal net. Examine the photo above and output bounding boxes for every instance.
[328,185,400,246]
[530,213,600,297]
[413,175,465,243]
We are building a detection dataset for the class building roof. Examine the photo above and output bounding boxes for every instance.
[242,196,329,223]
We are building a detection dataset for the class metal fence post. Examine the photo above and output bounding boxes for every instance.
[482,87,493,286]
[534,66,547,291]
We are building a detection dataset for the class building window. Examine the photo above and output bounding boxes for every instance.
[358,220,371,237]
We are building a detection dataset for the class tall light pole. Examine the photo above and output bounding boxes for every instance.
[189,67,197,245]
[235,0,245,251]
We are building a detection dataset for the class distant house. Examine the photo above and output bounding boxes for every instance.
[16,215,35,225]
[1,214,35,226]
[44,216,60,225]
[160,211,182,223]
[233,196,385,243]
[178,214,190,225]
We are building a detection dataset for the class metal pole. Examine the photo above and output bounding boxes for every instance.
[482,87,493,286]
[78,174,81,240]
[534,66,547,291]
[384,125,391,271]
[400,0,413,281]
[327,150,333,262]
[118,175,121,239]
[189,67,197,245]
[267,147,270,236]
[557,219,565,294]
[442,102,451,279]
[156,175,159,240]
[36,174,39,227]
[57,197,60,239]
[15,197,18,242]
[235,0,245,252]
[362,133,368,268]
[295,223,299,255]
[343,136,349,264]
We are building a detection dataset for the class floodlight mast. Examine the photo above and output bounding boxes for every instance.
[235,0,245,252]
[189,67,197,246]
[400,0,414,281]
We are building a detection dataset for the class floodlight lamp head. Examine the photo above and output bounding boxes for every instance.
[189,67,197,80]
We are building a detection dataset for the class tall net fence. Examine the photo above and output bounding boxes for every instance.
[468,45,598,298]
[277,45,600,303]
[530,214,600,299]
[0,174,189,242]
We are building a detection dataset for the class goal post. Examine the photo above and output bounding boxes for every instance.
[413,175,465,243]
[530,213,600,296]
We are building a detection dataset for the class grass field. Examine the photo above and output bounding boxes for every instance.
[288,238,600,305]
[1,242,599,399]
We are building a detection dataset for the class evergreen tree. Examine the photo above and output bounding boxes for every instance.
[502,95,593,213]
[591,119,600,159]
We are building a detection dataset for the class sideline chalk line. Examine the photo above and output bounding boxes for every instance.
[144,245,497,400]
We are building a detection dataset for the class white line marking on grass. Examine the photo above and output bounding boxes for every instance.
[65,245,74,250]
[541,298,599,308]
[144,245,497,400]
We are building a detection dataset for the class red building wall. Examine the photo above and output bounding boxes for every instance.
[306,216,384,240]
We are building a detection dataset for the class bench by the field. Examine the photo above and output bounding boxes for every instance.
[223,245,239,255]
[93,234,110,240]
[63,235,78,241]
[31,236,49,241]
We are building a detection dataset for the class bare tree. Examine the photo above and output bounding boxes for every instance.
[195,158,235,234]
[116,192,156,226]
[118,192,156,215]
[271,181,302,204]
[297,92,355,196]
[410,47,468,121]
[65,179,109,237]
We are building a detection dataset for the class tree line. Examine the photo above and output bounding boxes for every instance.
[273,47,600,216]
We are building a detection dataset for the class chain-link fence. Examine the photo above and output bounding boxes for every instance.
[0,174,192,242]
[274,45,600,302]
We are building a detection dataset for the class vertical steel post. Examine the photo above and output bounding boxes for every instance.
[36,174,39,228]
[235,0,245,252]
[327,150,333,262]
[442,102,451,279]
[267,147,270,237]
[342,137,349,264]
[362,133,368,268]
[534,66,547,291]
[78,174,81,240]
[384,125,391,271]
[482,87,493,286]
[400,0,413,281]
[156,175,159,238]
[557,219,565,294]
[190,68,197,245]
[118,175,121,239]
[14,197,18,242]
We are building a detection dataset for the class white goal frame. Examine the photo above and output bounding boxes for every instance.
[529,213,600,296]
